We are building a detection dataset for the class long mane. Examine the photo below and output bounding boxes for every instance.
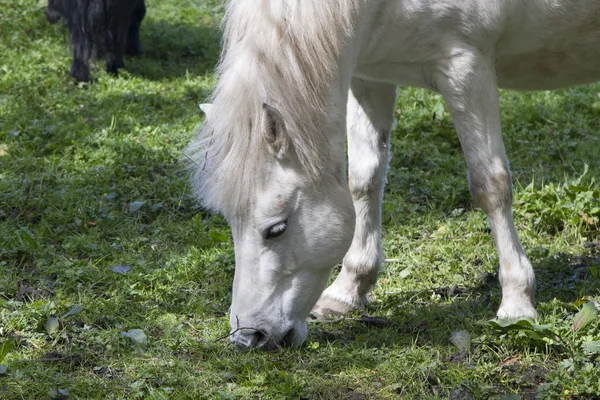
[188,0,360,214]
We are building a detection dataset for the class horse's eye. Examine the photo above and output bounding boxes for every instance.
[266,219,288,239]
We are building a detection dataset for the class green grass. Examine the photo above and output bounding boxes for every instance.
[1,1,600,398]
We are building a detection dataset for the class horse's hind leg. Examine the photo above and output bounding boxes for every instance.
[125,0,145,56]
[313,78,396,318]
[105,4,130,75]
[434,47,537,320]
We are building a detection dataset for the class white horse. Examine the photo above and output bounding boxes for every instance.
[188,0,600,350]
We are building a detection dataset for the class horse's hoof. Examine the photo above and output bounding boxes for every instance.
[496,300,538,321]
[311,295,361,320]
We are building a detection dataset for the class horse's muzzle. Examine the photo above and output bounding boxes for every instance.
[230,327,295,351]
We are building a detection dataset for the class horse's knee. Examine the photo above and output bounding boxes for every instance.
[469,166,512,214]
[348,157,385,199]
[348,129,390,200]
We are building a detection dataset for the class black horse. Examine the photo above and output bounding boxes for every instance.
[46,0,146,82]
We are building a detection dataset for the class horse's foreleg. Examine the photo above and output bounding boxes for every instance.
[434,48,537,320]
[312,78,396,318]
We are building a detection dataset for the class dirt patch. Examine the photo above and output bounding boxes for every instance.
[92,366,122,380]
[15,280,51,302]
[498,359,550,399]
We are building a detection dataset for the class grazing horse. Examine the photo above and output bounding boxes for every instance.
[188,0,600,350]
[46,0,146,82]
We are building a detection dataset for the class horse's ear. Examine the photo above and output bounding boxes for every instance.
[262,103,289,159]
[199,103,214,119]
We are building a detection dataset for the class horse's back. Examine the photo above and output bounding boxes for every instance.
[355,0,600,90]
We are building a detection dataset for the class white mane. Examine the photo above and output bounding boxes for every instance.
[188,0,361,214]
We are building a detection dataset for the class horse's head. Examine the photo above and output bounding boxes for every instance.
[195,103,355,350]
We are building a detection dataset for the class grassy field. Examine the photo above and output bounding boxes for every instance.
[1,1,600,399]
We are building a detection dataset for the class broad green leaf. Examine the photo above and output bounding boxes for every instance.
[582,341,600,354]
[0,339,14,363]
[209,229,229,243]
[573,302,598,332]
[488,318,558,340]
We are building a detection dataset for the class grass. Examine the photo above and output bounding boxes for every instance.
[1,0,600,398]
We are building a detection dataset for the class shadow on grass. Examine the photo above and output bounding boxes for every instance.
[307,251,598,349]
[129,20,221,80]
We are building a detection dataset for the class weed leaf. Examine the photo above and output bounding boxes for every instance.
[590,265,599,280]
[121,329,147,348]
[62,305,83,319]
[582,341,600,354]
[48,388,69,399]
[221,371,234,380]
[500,395,520,400]
[111,265,131,275]
[573,301,598,332]
[399,267,412,279]
[488,318,558,341]
[18,227,36,247]
[46,317,60,333]
[450,330,471,352]
[128,201,146,212]
[209,229,229,243]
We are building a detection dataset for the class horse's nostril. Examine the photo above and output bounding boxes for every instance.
[281,328,295,347]
[231,328,267,349]
[250,330,265,347]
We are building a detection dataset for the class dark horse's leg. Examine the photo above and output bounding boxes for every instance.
[125,0,146,56]
[104,0,138,75]
[68,1,92,82]
[69,50,91,82]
